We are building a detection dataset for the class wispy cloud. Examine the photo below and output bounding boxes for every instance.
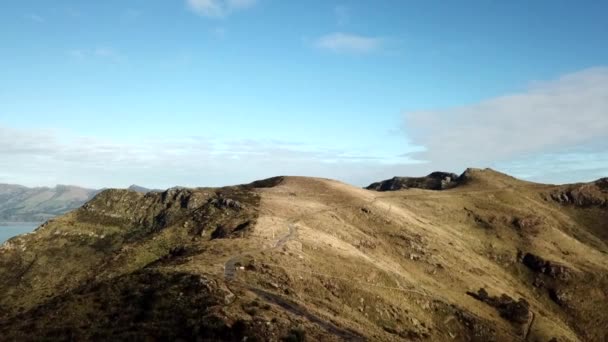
[186,0,256,18]
[211,26,227,38]
[65,7,82,19]
[94,47,122,61]
[68,47,124,63]
[402,67,608,177]
[496,148,608,184]
[122,9,142,21]
[227,0,257,9]
[68,50,86,59]
[315,32,383,54]
[334,5,350,26]
[0,125,416,188]
[24,14,45,23]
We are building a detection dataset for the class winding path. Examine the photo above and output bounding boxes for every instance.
[224,223,297,281]
[221,188,511,340]
[222,220,367,340]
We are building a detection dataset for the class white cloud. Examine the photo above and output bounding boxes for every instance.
[402,67,608,175]
[315,32,383,53]
[496,148,608,184]
[0,125,415,189]
[186,0,256,17]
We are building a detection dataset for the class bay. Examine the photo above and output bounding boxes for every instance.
[0,223,41,243]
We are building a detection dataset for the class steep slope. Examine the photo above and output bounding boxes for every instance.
[1,171,607,341]
[0,184,99,222]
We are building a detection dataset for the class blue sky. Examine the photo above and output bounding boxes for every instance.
[1,0,607,188]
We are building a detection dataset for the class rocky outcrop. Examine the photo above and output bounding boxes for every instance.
[78,186,259,240]
[522,253,572,281]
[546,178,608,208]
[466,288,531,325]
[0,184,262,323]
[366,172,461,191]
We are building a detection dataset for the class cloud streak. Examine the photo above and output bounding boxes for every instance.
[186,0,256,17]
[68,47,124,63]
[495,147,608,184]
[403,67,608,174]
[0,126,415,189]
[24,14,45,23]
[315,32,383,54]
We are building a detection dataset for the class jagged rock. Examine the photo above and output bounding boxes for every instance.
[211,220,253,239]
[511,216,542,230]
[210,197,243,210]
[467,288,531,324]
[522,253,571,281]
[366,172,461,191]
[548,288,571,308]
[546,178,608,208]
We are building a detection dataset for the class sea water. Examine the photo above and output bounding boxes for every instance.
[0,223,41,243]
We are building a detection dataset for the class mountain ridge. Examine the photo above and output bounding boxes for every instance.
[365,168,545,192]
[0,183,167,223]
[0,170,607,341]
[0,183,100,222]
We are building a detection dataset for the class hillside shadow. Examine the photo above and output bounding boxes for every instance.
[250,287,366,341]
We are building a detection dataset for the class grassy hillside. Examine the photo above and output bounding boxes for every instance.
[0,170,606,341]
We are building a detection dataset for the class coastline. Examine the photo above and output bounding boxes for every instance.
[0,222,43,243]
[0,221,43,227]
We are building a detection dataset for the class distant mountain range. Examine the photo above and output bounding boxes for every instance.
[0,184,156,222]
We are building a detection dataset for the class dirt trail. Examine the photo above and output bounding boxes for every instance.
[221,187,515,340]
[222,195,378,340]
[224,189,492,283]
[224,224,297,281]
[222,219,368,340]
